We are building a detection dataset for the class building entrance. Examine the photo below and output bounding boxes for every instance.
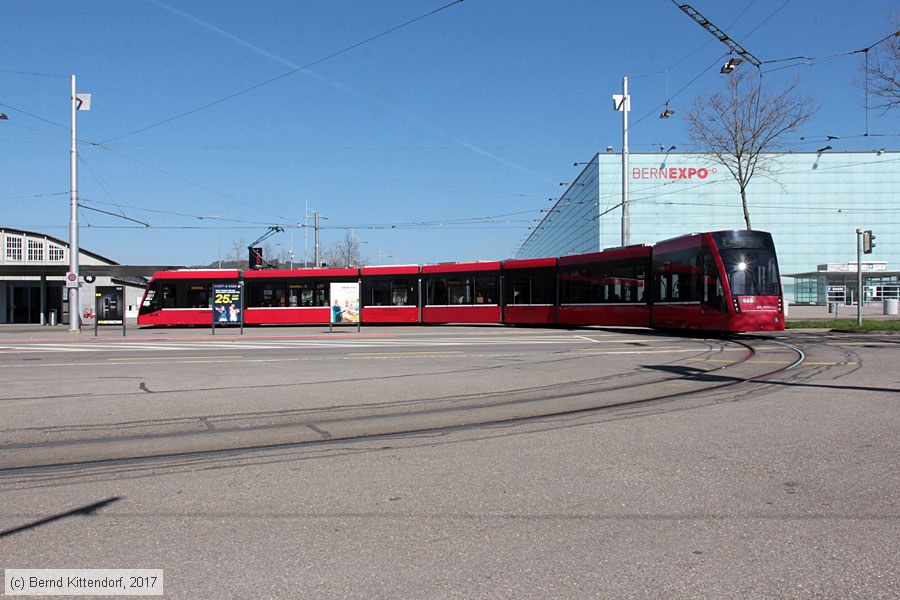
[3,282,64,324]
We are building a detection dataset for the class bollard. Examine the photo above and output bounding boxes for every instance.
[49,310,58,326]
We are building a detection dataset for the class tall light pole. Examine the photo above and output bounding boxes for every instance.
[68,75,90,333]
[612,76,630,247]
[313,212,328,268]
[304,199,309,267]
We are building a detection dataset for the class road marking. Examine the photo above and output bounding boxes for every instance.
[348,351,464,356]
[107,355,242,361]
[746,360,795,364]
[573,345,682,351]
[828,342,896,346]
[800,361,858,366]
[687,358,735,363]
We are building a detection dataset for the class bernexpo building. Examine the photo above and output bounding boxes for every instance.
[516,151,898,305]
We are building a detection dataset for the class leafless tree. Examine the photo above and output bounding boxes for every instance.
[261,241,278,268]
[686,70,817,230]
[322,230,367,268]
[230,237,247,269]
[859,13,900,112]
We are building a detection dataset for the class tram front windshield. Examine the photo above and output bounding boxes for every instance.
[720,249,780,296]
[712,232,781,297]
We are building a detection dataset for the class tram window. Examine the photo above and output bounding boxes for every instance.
[365,279,412,306]
[671,273,681,301]
[654,270,669,303]
[290,282,325,307]
[187,285,209,308]
[561,269,590,304]
[161,284,176,309]
[391,280,412,306]
[140,287,160,313]
[531,271,555,304]
[448,278,472,305]
[371,280,391,306]
[700,254,725,309]
[315,282,328,307]
[590,269,605,303]
[474,276,496,304]
[143,289,157,309]
[719,249,780,296]
[275,285,285,307]
[427,278,449,305]
[605,279,618,303]
[252,283,287,307]
[510,276,531,304]
[607,265,636,303]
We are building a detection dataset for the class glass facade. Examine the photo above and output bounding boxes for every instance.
[517,151,899,302]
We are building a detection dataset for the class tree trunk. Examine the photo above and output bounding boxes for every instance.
[740,186,753,230]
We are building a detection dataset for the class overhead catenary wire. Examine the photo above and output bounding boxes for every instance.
[100,0,467,144]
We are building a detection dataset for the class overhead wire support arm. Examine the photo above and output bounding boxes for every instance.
[249,225,285,248]
[677,4,762,67]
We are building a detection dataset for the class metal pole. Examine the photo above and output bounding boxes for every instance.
[217,215,222,269]
[314,212,320,268]
[597,153,602,251]
[621,76,630,247]
[69,74,81,333]
[304,199,309,268]
[857,228,863,328]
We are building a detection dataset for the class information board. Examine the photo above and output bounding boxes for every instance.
[95,286,124,325]
[329,282,360,323]
[212,283,243,326]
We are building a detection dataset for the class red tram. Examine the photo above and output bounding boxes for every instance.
[138,230,784,333]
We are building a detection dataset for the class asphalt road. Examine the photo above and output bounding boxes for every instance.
[0,325,897,599]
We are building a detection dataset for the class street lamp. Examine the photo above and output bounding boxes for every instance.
[69,75,91,333]
[612,76,630,247]
[720,55,744,74]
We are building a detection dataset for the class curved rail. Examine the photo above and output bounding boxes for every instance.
[0,338,801,472]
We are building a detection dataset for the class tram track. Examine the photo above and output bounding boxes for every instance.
[0,337,801,473]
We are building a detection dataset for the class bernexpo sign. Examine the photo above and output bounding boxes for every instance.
[632,166,717,180]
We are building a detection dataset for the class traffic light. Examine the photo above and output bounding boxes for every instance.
[249,246,263,268]
[862,230,876,254]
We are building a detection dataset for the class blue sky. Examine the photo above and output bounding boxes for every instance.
[2,0,897,267]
